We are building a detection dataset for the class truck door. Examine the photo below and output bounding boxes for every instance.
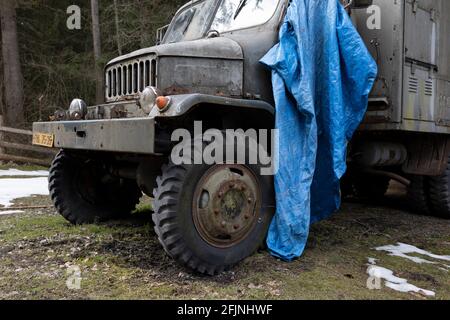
[403,0,438,124]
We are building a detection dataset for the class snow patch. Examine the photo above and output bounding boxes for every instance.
[367,264,435,297]
[376,242,450,265]
[0,169,48,177]
[0,210,24,216]
[366,258,435,297]
[0,177,49,208]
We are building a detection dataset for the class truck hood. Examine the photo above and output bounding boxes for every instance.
[107,37,244,67]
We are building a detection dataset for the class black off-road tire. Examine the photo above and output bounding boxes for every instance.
[49,150,142,224]
[428,158,450,219]
[152,136,274,275]
[406,176,431,215]
[353,175,390,200]
[340,171,355,199]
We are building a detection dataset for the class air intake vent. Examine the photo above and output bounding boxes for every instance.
[424,79,433,96]
[105,55,157,102]
[408,76,418,94]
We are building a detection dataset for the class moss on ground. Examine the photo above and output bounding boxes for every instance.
[0,162,47,171]
[0,180,449,300]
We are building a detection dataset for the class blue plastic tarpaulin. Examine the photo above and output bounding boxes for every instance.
[260,0,377,261]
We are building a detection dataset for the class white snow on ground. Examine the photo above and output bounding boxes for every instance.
[376,243,450,265]
[368,243,450,296]
[0,169,48,177]
[0,177,49,208]
[0,210,25,216]
[366,262,435,297]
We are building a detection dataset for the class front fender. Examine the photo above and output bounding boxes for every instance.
[149,94,274,119]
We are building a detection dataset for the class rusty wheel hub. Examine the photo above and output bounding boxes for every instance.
[192,165,261,248]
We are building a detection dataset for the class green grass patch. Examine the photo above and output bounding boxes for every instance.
[0,196,449,300]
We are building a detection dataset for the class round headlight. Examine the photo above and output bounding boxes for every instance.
[69,99,87,120]
[139,86,160,114]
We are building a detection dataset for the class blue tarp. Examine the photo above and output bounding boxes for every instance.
[260,0,377,261]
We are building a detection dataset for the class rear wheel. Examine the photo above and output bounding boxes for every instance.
[406,176,431,215]
[340,171,355,199]
[152,135,274,275]
[428,157,450,219]
[49,150,142,224]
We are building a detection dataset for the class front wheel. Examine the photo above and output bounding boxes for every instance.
[152,136,274,275]
[49,150,142,224]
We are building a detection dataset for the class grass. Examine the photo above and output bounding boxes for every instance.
[0,162,47,171]
[0,176,449,300]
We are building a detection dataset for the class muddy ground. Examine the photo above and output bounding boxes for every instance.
[0,167,449,300]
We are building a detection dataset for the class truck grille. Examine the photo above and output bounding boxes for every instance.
[105,55,157,102]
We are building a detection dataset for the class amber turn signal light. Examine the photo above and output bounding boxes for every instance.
[155,96,171,111]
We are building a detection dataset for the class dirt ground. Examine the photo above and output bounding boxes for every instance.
[0,167,449,300]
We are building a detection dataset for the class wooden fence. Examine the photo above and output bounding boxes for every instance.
[0,115,56,167]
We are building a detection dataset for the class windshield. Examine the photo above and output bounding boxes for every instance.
[211,0,279,33]
[164,0,280,44]
[164,0,216,44]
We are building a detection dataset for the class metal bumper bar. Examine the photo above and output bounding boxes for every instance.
[32,117,155,154]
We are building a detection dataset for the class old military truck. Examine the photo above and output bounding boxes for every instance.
[33,0,450,275]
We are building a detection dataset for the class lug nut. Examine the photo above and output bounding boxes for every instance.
[244,215,250,220]
[233,224,240,230]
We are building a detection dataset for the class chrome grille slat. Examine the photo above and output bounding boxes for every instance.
[105,55,157,102]
[122,66,125,95]
[136,62,140,93]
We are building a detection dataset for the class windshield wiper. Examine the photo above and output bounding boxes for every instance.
[233,0,248,20]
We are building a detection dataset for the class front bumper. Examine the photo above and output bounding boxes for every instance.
[32,117,156,154]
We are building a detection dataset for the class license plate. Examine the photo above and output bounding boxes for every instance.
[32,133,54,148]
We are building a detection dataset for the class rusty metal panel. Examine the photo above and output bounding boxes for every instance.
[402,0,450,132]
[404,0,438,66]
[435,0,450,127]
[402,0,438,124]
[33,118,155,154]
[403,66,436,123]
[355,0,450,134]
[149,93,274,118]
[352,0,404,124]
[158,56,243,97]
[437,81,450,126]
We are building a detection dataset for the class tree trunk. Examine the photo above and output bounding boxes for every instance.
[139,0,146,47]
[0,115,5,154]
[0,0,24,127]
[113,0,122,56]
[90,0,103,104]
[0,25,4,117]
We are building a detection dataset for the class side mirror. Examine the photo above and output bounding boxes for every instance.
[351,0,373,8]
[156,24,169,45]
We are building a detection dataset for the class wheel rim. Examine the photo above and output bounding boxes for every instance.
[192,164,261,248]
[73,162,120,207]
